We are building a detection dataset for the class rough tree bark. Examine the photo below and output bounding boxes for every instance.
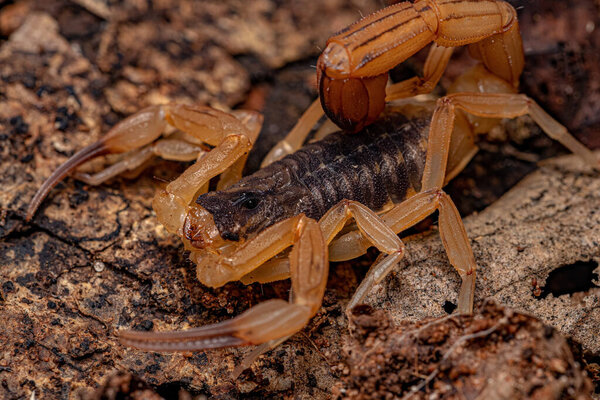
[0,0,598,399]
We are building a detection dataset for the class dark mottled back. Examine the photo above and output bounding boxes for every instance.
[197,109,430,241]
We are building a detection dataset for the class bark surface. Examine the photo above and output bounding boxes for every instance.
[0,0,598,398]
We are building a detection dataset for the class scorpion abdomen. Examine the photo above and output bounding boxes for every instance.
[196,109,431,241]
[282,111,430,217]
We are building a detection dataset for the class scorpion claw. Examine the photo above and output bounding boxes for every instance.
[25,141,108,221]
[118,299,313,352]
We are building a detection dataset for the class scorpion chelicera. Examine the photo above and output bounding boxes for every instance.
[25,0,598,370]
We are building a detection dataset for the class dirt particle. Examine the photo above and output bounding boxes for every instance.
[442,301,457,314]
[145,363,161,374]
[9,116,29,135]
[2,281,15,293]
[92,260,105,273]
[333,301,592,399]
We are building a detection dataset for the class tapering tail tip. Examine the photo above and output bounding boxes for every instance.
[25,141,108,222]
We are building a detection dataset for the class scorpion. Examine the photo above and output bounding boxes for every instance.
[25,0,598,371]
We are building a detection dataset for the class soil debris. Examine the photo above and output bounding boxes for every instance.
[334,301,593,399]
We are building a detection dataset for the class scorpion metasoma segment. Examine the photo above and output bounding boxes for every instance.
[25,0,599,373]
[264,0,535,166]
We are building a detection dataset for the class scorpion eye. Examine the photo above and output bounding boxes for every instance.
[241,197,259,210]
[233,192,261,210]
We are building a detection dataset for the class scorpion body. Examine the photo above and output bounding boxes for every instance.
[24,0,599,373]
[198,109,431,243]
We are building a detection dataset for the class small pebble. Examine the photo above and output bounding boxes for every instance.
[93,261,105,272]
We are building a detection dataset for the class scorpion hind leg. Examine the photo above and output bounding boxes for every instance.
[73,137,207,185]
[261,98,324,167]
[317,200,406,314]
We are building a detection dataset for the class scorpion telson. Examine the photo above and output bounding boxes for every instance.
[262,0,526,165]
[24,0,599,373]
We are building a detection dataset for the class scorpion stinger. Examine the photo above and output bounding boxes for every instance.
[263,0,525,166]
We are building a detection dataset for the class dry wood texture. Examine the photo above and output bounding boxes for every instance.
[0,0,598,398]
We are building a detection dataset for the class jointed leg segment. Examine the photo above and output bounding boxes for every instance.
[26,104,262,223]
[73,138,206,186]
[329,190,476,314]
[422,93,599,192]
[119,214,328,352]
[385,44,454,101]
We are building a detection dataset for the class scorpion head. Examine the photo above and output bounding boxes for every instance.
[184,165,302,253]
[317,41,388,133]
[191,190,266,245]
[182,204,225,251]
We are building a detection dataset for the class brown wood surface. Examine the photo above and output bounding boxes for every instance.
[0,0,598,398]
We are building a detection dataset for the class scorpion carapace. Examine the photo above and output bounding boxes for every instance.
[195,111,430,243]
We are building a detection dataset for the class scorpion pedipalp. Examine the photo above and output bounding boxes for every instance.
[25,105,169,221]
[120,214,326,357]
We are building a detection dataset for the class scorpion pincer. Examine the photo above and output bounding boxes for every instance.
[24,0,599,372]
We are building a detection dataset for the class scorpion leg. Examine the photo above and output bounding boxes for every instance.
[240,253,291,285]
[420,93,600,185]
[335,91,598,313]
[73,139,206,185]
[261,98,324,167]
[318,200,406,312]
[414,91,597,313]
[326,190,476,313]
[241,199,409,289]
[385,44,454,101]
[119,215,328,352]
[217,110,262,189]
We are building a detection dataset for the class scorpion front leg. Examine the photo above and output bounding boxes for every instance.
[242,200,407,311]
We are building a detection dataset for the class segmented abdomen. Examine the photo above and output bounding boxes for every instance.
[280,112,430,220]
[197,110,431,240]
